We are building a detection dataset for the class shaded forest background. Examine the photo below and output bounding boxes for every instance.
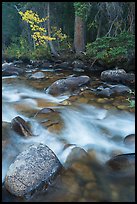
[2,2,135,68]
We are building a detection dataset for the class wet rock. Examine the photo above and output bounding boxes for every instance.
[87,188,104,202]
[36,108,55,115]
[101,69,135,86]
[87,149,97,161]
[65,147,90,168]
[59,61,71,69]
[110,150,123,157]
[36,98,58,108]
[71,162,96,182]
[2,122,12,150]
[117,105,128,110]
[97,98,109,103]
[2,62,13,70]
[13,60,24,65]
[96,87,113,97]
[106,153,135,176]
[59,99,72,106]
[68,95,79,102]
[30,60,43,67]
[72,60,84,69]
[85,181,97,190]
[103,104,113,109]
[2,66,24,76]
[11,116,33,137]
[61,170,79,193]
[76,97,89,103]
[101,69,127,83]
[110,84,131,94]
[34,108,64,133]
[5,143,62,197]
[26,64,33,69]
[79,90,94,98]
[46,76,90,96]
[123,134,135,147]
[73,68,84,72]
[124,73,135,86]
[29,72,45,79]
[96,84,131,97]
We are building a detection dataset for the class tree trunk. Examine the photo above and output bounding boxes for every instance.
[47,2,59,57]
[74,15,85,54]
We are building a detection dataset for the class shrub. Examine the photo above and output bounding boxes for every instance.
[30,44,51,60]
[5,36,31,59]
[4,36,51,60]
[86,32,135,64]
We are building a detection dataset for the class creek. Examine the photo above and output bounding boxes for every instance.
[2,63,135,202]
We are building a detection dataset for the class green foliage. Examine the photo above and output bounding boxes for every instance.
[86,32,135,63]
[74,2,88,20]
[30,44,51,60]
[126,90,135,108]
[5,36,51,60]
[127,99,135,108]
[4,36,31,59]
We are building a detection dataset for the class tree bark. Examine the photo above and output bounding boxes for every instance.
[74,15,85,54]
[47,2,59,57]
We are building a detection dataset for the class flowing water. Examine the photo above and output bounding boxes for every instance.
[2,63,135,202]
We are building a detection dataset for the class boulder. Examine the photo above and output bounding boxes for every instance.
[101,69,127,83]
[46,76,90,96]
[5,143,62,197]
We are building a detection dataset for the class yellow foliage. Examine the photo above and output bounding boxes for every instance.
[51,26,67,41]
[19,10,54,46]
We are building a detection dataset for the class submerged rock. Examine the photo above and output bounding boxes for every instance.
[34,108,64,133]
[106,153,135,176]
[2,122,12,150]
[11,116,33,137]
[5,143,62,197]
[46,75,90,96]
[123,134,135,147]
[65,147,90,168]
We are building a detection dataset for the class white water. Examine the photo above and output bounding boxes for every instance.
[2,79,135,183]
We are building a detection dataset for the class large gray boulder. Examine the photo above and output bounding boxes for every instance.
[101,69,127,82]
[5,143,62,198]
[46,75,90,96]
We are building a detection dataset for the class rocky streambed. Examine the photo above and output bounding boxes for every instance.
[2,59,135,202]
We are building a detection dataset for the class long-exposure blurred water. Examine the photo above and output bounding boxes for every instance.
[2,63,135,202]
